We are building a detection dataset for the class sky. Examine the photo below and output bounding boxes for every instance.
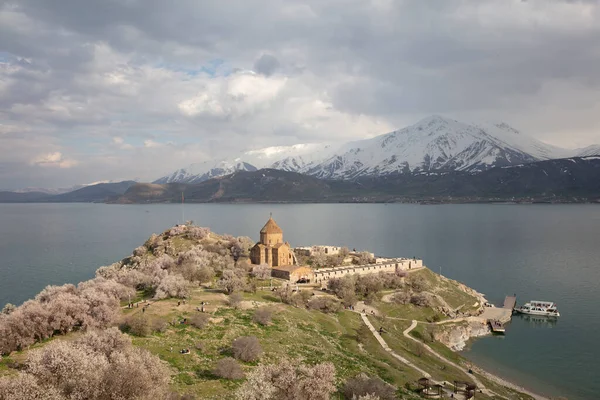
[1,0,600,190]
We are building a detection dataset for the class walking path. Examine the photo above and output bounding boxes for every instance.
[359,313,431,378]
[402,320,491,395]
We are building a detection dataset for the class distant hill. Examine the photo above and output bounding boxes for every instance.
[119,170,341,203]
[116,156,600,204]
[0,191,53,203]
[0,181,136,203]
[52,181,137,202]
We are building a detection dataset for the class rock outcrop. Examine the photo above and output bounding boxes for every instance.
[434,319,490,351]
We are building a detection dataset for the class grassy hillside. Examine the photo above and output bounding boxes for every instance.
[0,225,538,399]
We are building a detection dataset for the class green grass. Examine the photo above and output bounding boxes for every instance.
[127,290,433,399]
[375,301,445,322]
[414,269,482,312]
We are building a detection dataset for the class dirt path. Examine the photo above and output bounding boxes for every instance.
[402,320,494,396]
[359,313,431,378]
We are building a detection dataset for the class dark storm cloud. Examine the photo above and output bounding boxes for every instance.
[1,0,599,189]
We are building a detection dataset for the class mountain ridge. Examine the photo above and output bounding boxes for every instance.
[156,115,588,184]
[117,156,600,204]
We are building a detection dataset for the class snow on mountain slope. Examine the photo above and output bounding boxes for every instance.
[305,116,558,179]
[154,144,334,184]
[575,144,600,157]
[154,161,257,184]
[155,115,579,182]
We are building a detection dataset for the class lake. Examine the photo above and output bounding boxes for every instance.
[1,203,599,399]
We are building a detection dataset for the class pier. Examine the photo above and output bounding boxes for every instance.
[480,295,516,331]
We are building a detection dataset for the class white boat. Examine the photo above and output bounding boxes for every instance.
[515,300,560,317]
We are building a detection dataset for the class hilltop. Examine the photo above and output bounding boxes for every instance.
[0,223,543,399]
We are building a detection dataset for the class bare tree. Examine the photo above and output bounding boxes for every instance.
[232,336,262,362]
[214,357,245,380]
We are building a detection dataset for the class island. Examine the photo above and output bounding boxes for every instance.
[0,217,547,399]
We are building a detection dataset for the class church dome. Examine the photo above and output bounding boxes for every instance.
[260,217,283,234]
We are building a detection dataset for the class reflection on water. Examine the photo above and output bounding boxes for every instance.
[513,314,559,328]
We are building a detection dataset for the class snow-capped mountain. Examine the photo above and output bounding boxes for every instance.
[154,115,585,183]
[154,161,258,184]
[155,144,334,184]
[305,116,570,179]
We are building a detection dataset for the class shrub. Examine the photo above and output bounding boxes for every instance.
[409,293,430,307]
[189,313,210,329]
[342,373,397,400]
[253,308,273,326]
[407,275,427,293]
[214,357,245,380]
[356,324,372,344]
[228,292,244,309]
[278,285,293,304]
[291,290,312,307]
[355,275,384,298]
[307,297,343,314]
[391,291,411,305]
[413,342,426,357]
[125,314,151,337]
[232,336,262,362]
[151,318,168,333]
[236,359,335,400]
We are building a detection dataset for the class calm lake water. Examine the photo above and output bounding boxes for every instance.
[1,203,599,399]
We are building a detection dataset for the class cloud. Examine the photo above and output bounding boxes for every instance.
[254,54,280,77]
[32,152,77,168]
[1,0,600,189]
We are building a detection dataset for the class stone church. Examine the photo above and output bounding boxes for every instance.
[250,217,294,267]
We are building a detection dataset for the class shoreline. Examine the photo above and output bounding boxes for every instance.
[452,289,551,399]
[472,363,550,400]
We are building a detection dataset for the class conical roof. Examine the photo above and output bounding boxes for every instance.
[260,217,283,234]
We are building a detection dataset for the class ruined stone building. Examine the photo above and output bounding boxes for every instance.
[250,217,294,267]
